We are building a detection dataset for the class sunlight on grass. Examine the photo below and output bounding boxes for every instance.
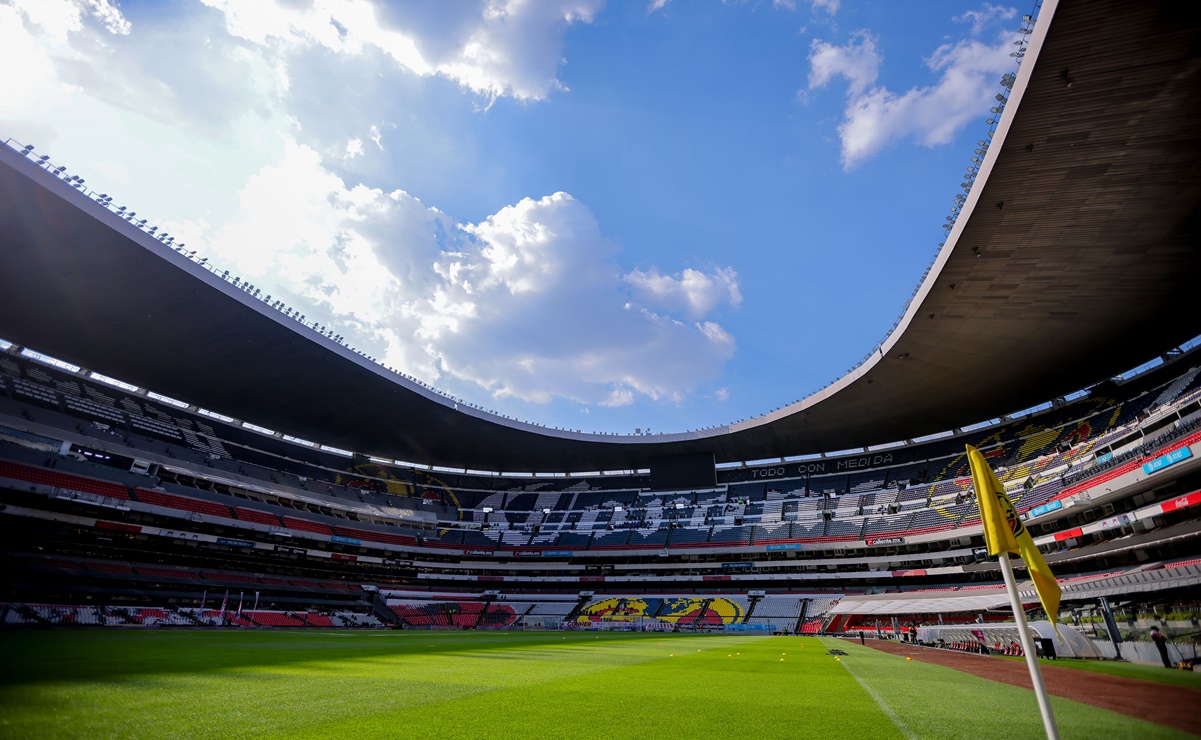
[0,631,1189,739]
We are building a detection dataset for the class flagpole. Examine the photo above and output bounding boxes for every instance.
[999,551,1060,740]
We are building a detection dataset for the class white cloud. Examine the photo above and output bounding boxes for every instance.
[197,142,738,407]
[624,266,742,320]
[84,0,131,35]
[6,0,129,42]
[652,0,832,14]
[712,387,730,402]
[0,0,293,219]
[199,0,603,102]
[808,31,880,97]
[808,23,1020,169]
[954,4,1017,36]
[601,388,635,407]
[1,0,741,412]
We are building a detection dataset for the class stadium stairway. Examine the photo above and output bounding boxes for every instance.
[170,606,204,626]
[824,613,847,633]
[514,603,537,627]
[562,594,591,623]
[742,596,759,624]
[110,607,139,625]
[13,604,51,625]
[693,598,713,627]
[473,594,496,629]
[793,599,810,634]
[370,591,400,626]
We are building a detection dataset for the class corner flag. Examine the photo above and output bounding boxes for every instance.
[966,445,1060,628]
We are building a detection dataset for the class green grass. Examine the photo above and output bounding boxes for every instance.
[0,630,1188,739]
[998,654,1201,689]
[819,639,1190,740]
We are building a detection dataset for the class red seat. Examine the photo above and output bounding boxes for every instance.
[282,516,334,535]
[134,488,232,518]
[0,460,128,499]
[234,507,282,526]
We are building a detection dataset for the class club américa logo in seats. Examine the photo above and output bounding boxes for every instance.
[995,488,1025,538]
[576,597,744,624]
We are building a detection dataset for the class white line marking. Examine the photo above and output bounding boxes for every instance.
[821,638,918,740]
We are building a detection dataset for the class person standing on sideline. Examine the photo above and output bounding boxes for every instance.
[1151,626,1172,668]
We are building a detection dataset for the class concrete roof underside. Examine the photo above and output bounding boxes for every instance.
[1,0,1199,473]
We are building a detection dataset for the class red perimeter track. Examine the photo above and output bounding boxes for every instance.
[859,639,1201,736]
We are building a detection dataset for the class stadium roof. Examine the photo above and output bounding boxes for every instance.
[1,0,1199,473]
[828,591,1015,616]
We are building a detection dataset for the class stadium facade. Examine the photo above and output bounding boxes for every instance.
[1,0,1200,644]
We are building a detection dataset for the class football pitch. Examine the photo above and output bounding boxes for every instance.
[0,630,1188,739]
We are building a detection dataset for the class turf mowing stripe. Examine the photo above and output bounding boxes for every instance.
[816,637,1191,739]
[2,631,1184,738]
[821,638,918,740]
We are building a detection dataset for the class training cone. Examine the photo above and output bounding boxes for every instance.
[906,657,913,661]
[779,658,785,661]
[670,653,675,657]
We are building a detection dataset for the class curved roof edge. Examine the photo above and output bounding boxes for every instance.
[2,0,1199,471]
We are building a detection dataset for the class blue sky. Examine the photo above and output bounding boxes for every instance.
[0,0,1030,436]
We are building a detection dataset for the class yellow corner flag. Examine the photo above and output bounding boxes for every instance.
[967,445,1060,629]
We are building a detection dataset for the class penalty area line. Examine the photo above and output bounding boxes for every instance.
[820,638,917,740]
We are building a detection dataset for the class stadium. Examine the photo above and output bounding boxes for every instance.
[1,0,1200,737]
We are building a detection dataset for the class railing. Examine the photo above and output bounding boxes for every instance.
[0,2,1072,458]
